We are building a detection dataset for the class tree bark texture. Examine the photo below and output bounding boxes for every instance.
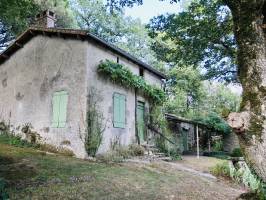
[224,0,266,181]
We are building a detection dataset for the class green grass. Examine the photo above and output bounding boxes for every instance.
[0,136,244,200]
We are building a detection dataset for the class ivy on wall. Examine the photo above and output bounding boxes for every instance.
[97,60,166,104]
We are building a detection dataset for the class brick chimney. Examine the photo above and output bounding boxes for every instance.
[34,10,56,28]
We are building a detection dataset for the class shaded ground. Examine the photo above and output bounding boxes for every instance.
[0,143,246,200]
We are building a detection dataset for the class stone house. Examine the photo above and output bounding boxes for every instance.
[0,11,166,158]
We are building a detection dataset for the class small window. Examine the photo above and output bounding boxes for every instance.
[139,68,144,77]
[117,57,120,63]
[113,93,126,128]
[52,91,68,128]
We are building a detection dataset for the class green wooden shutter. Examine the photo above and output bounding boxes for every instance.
[52,91,68,128]
[58,91,68,128]
[52,93,61,128]
[113,93,126,128]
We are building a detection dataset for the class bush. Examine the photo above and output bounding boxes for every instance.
[210,161,230,178]
[128,144,145,156]
[97,144,145,163]
[231,148,243,157]
[97,150,124,163]
[0,132,39,148]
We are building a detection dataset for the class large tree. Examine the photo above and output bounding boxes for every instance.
[147,0,237,82]
[0,0,76,48]
[225,0,266,183]
[72,0,165,69]
[108,0,266,184]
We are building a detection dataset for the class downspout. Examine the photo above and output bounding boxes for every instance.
[135,88,140,144]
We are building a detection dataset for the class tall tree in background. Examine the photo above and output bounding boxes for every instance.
[0,0,76,48]
[72,0,164,69]
[147,0,237,82]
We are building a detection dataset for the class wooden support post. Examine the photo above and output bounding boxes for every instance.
[196,124,199,159]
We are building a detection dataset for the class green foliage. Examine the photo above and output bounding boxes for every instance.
[128,144,145,156]
[210,161,230,178]
[72,0,165,70]
[194,112,231,135]
[213,140,223,151]
[0,0,76,47]
[0,178,9,200]
[97,144,145,163]
[85,88,105,157]
[0,131,39,149]
[231,148,243,157]
[98,60,165,104]
[147,0,236,82]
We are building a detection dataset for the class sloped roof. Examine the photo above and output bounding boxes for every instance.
[0,27,166,79]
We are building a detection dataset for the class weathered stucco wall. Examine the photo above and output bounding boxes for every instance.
[0,34,163,157]
[0,35,88,158]
[86,41,162,153]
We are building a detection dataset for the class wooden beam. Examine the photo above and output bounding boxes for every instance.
[15,42,23,48]
[29,30,35,36]
[0,54,9,59]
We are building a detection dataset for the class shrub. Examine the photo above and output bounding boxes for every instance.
[97,151,124,163]
[128,144,145,156]
[210,161,230,178]
[231,148,243,157]
[97,144,145,163]
[1,132,39,148]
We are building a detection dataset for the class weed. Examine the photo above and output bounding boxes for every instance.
[128,144,145,156]
[210,161,230,178]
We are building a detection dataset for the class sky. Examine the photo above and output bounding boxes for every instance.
[124,0,183,24]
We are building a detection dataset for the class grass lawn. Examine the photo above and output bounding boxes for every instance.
[0,135,245,200]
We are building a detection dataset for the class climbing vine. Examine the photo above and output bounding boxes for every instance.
[97,60,165,104]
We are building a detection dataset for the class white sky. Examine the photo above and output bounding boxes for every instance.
[124,0,182,23]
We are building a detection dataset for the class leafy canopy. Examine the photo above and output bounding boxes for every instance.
[72,0,165,70]
[147,0,237,82]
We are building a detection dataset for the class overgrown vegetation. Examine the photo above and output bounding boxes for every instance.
[0,121,74,156]
[231,148,243,157]
[149,106,181,160]
[97,144,145,163]
[98,60,165,104]
[0,123,39,149]
[84,88,105,157]
[211,161,230,178]
[211,161,266,199]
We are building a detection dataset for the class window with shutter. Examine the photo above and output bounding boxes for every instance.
[52,91,68,128]
[113,93,126,128]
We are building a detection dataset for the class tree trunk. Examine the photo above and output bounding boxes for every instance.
[224,0,266,181]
